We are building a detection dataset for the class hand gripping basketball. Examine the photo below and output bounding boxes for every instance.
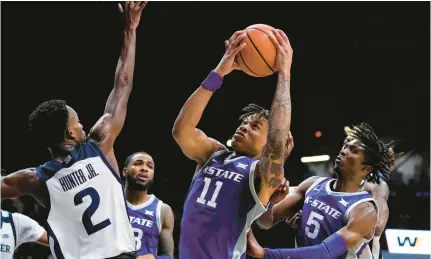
[214,31,247,78]
[268,29,293,77]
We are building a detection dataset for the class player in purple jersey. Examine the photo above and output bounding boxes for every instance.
[123,152,174,259]
[283,127,390,259]
[248,122,399,259]
[172,29,294,259]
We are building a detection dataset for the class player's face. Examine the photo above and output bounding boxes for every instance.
[231,115,269,157]
[124,153,155,191]
[334,138,370,178]
[66,106,86,144]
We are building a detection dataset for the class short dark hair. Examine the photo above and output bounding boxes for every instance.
[348,122,400,182]
[239,103,270,121]
[124,151,151,168]
[28,100,69,148]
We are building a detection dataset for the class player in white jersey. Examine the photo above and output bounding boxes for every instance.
[1,210,48,259]
[1,2,148,258]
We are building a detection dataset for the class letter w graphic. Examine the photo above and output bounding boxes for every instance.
[397,236,423,247]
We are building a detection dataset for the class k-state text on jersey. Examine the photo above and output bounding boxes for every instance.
[58,163,100,192]
[202,166,244,183]
[304,196,342,219]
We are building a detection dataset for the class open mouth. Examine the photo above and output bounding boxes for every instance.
[137,173,148,181]
[234,132,245,138]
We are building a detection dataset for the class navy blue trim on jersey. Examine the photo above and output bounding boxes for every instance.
[35,141,123,185]
[45,222,65,259]
[8,212,17,247]
[86,141,123,184]
[1,212,17,247]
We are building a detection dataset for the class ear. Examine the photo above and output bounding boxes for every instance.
[65,127,74,139]
[362,165,373,175]
[122,168,127,178]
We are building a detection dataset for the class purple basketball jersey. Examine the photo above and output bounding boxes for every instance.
[179,150,267,259]
[127,195,162,256]
[297,177,377,259]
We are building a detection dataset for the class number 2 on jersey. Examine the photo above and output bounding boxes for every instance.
[305,211,324,239]
[196,177,223,208]
[74,187,111,235]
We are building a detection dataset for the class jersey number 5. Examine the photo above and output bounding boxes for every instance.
[196,177,223,208]
[74,187,112,235]
[305,211,324,239]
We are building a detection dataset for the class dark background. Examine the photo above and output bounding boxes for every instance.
[1,2,430,258]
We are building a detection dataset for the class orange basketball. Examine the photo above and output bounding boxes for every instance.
[235,24,277,77]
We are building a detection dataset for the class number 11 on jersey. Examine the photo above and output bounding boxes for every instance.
[196,177,223,208]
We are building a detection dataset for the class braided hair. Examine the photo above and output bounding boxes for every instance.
[346,123,401,183]
[239,103,270,121]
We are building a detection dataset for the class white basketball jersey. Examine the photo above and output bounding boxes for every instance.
[1,211,16,259]
[1,210,45,259]
[36,142,135,259]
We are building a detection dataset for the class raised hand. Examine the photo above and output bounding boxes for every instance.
[268,29,293,77]
[285,210,302,229]
[214,31,247,78]
[268,178,289,205]
[118,1,148,30]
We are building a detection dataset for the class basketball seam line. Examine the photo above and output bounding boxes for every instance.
[246,29,275,73]
[238,51,262,77]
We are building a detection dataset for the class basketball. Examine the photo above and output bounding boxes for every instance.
[235,24,277,77]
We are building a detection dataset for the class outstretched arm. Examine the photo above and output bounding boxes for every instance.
[1,168,38,200]
[257,176,318,229]
[255,29,293,206]
[172,31,246,166]
[363,180,389,236]
[88,2,147,161]
[249,202,378,259]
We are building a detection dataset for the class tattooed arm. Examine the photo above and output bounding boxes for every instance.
[255,29,293,206]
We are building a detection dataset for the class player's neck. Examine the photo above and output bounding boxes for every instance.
[232,151,260,160]
[334,179,362,193]
[126,188,150,206]
[50,143,77,162]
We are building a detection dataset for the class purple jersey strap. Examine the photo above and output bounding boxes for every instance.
[264,233,348,259]
[201,70,223,92]
[155,255,171,259]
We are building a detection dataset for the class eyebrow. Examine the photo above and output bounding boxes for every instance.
[133,159,154,164]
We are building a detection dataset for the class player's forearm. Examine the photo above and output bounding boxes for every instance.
[172,86,214,138]
[263,233,347,259]
[262,76,292,186]
[267,75,291,152]
[1,168,35,199]
[375,203,389,236]
[115,27,136,89]
[105,28,137,114]
[1,179,21,199]
[257,204,275,229]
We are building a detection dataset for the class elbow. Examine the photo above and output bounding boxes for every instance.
[172,124,183,140]
[256,219,272,230]
[374,221,387,237]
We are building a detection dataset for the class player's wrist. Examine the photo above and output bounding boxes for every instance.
[201,70,224,92]
[277,70,291,79]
